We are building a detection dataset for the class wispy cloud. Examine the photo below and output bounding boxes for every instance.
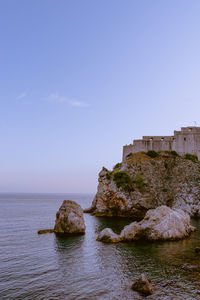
[16,92,27,100]
[47,93,67,103]
[47,93,89,108]
[68,100,89,107]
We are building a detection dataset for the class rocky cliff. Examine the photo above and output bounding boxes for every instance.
[85,151,200,219]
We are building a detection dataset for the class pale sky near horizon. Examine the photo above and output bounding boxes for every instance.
[1,0,200,193]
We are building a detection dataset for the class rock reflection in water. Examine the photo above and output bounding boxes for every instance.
[1,194,200,300]
[53,214,200,299]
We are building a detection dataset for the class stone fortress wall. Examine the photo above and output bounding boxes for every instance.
[123,126,200,161]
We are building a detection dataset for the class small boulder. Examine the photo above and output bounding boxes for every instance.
[131,274,154,296]
[54,200,86,234]
[97,228,121,243]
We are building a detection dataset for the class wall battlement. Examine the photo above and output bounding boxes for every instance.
[123,126,200,161]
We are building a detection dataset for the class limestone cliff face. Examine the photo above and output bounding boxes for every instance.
[86,152,200,219]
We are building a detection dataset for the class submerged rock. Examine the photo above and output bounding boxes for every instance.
[54,200,86,234]
[131,274,154,296]
[97,206,195,243]
[38,229,54,234]
[96,228,121,243]
[195,247,200,254]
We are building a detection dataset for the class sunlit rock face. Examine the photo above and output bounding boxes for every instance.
[120,206,195,241]
[96,228,121,243]
[84,168,147,220]
[54,200,86,234]
[85,152,200,219]
[97,206,195,243]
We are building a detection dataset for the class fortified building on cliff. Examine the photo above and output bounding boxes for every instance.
[123,126,200,161]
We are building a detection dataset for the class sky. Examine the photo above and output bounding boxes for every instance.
[1,0,200,193]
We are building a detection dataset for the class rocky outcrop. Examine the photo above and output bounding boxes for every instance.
[86,152,200,218]
[131,274,154,296]
[96,228,121,243]
[54,200,86,234]
[97,206,195,242]
[84,168,147,220]
[121,206,195,241]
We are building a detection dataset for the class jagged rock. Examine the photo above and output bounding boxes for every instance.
[38,229,54,234]
[131,274,154,296]
[139,205,195,240]
[87,152,200,218]
[120,222,141,241]
[96,228,121,243]
[85,168,147,219]
[54,200,86,234]
[97,206,195,243]
[122,206,195,241]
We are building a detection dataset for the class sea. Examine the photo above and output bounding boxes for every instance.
[0,193,200,300]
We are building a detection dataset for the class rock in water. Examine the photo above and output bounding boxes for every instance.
[120,221,141,241]
[139,205,195,240]
[54,200,86,234]
[96,228,121,243]
[38,229,54,234]
[131,274,154,296]
[97,206,195,243]
[121,206,195,241]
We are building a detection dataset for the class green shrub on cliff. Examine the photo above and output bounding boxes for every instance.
[126,153,133,159]
[113,163,122,169]
[184,153,198,163]
[102,167,108,172]
[171,151,179,156]
[106,171,113,180]
[134,173,148,193]
[113,171,132,192]
[164,150,179,157]
[146,150,159,158]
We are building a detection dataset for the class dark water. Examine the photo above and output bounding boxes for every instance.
[0,193,200,300]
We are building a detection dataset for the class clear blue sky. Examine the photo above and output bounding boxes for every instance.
[1,0,200,193]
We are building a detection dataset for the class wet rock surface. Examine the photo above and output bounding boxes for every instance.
[54,200,86,234]
[131,274,154,296]
[37,229,54,234]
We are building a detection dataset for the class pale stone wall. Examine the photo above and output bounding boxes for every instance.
[123,145,134,161]
[123,126,200,161]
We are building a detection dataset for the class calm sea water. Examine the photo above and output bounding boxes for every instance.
[0,193,200,300]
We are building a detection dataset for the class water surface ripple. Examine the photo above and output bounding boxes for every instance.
[0,193,200,299]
